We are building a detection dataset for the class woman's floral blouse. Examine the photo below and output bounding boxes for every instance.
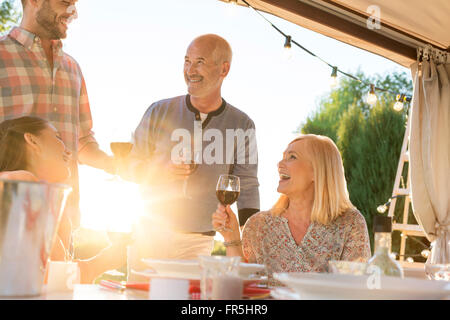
[242,209,371,276]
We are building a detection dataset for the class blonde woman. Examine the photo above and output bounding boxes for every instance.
[212,134,371,275]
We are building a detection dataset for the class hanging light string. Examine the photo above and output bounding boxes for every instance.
[376,194,431,260]
[239,0,412,106]
[376,194,407,214]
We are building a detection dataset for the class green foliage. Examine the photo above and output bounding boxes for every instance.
[211,240,226,256]
[299,69,422,257]
[338,102,406,247]
[0,0,21,34]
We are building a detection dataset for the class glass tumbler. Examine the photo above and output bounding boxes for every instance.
[198,256,243,300]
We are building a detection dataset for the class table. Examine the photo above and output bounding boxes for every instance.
[3,285,148,300]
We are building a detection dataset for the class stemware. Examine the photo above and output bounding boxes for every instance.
[214,174,240,232]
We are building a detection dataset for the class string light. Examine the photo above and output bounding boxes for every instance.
[377,203,388,214]
[238,0,412,105]
[393,94,405,111]
[367,84,378,105]
[421,249,430,259]
[284,35,292,59]
[330,66,338,87]
[376,194,411,215]
[375,193,431,260]
[393,94,412,112]
[406,257,414,263]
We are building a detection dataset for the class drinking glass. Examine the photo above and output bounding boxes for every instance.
[109,142,133,181]
[198,255,243,300]
[179,148,201,199]
[214,174,240,232]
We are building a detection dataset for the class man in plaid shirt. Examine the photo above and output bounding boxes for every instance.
[0,0,114,259]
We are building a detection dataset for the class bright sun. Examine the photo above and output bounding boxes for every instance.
[78,165,225,241]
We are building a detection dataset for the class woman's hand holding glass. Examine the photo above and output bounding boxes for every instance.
[212,203,241,241]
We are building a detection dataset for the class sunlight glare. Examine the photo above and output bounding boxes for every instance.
[79,167,144,233]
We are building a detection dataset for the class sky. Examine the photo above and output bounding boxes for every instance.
[11,0,410,233]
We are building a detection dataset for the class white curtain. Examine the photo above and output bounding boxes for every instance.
[409,53,450,243]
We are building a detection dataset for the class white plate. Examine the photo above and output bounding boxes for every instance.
[273,272,450,300]
[270,287,300,300]
[141,258,265,279]
[141,259,199,279]
[133,268,200,280]
[239,262,266,277]
[131,269,267,287]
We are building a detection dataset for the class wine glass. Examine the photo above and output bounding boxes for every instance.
[110,142,133,158]
[109,142,133,180]
[215,174,240,232]
[180,147,201,198]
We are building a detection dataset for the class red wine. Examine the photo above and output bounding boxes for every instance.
[110,142,133,158]
[216,190,240,205]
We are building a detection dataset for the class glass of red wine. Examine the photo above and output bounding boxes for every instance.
[110,142,133,158]
[215,174,240,232]
[109,142,133,181]
[180,147,201,198]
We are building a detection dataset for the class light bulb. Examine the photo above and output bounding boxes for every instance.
[330,77,338,87]
[367,93,377,105]
[377,204,388,213]
[393,101,404,111]
[367,84,377,105]
[330,67,338,87]
[406,257,414,263]
[393,94,405,111]
[421,249,430,259]
[284,36,292,60]
[284,48,292,60]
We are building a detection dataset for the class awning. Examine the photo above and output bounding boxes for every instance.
[221,0,450,68]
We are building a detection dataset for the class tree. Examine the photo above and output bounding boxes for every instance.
[0,0,21,35]
[299,70,426,259]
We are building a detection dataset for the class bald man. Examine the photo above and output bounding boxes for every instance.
[127,34,260,272]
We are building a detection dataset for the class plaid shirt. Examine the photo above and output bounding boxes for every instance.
[0,27,98,213]
[0,27,97,155]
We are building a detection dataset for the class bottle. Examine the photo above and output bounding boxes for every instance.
[367,216,404,277]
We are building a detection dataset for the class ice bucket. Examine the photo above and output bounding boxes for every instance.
[0,179,71,297]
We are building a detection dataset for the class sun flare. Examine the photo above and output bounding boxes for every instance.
[79,166,144,233]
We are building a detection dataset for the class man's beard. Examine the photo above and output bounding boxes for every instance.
[36,0,65,39]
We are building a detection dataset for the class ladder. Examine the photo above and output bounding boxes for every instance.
[387,112,426,261]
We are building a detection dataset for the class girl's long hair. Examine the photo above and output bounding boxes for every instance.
[0,116,49,172]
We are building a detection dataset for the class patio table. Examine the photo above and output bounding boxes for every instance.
[1,285,148,300]
[1,263,446,300]
[1,284,270,300]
